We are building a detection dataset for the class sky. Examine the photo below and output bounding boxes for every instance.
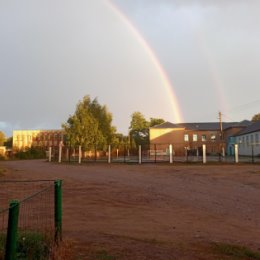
[1,0,260,137]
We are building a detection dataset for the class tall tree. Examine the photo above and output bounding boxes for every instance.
[252,113,260,122]
[0,131,6,146]
[149,118,165,127]
[129,112,149,147]
[62,95,115,150]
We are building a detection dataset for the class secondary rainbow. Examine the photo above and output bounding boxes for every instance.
[105,0,183,123]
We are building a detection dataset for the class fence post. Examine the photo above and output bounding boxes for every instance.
[55,180,62,243]
[5,200,20,260]
[78,146,82,164]
[234,144,239,163]
[49,147,52,162]
[139,145,142,164]
[108,145,111,163]
[58,142,62,163]
[169,144,173,164]
[203,144,207,164]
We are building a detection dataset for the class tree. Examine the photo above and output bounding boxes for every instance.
[149,118,165,127]
[62,95,116,150]
[252,113,260,122]
[129,112,149,147]
[0,131,6,146]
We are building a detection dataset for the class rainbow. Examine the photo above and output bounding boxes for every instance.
[105,0,183,123]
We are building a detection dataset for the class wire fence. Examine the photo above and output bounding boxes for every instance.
[48,143,260,164]
[0,180,61,260]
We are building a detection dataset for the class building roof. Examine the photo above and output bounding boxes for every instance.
[151,120,252,131]
[234,121,260,136]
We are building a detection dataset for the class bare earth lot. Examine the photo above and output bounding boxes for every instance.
[1,160,260,259]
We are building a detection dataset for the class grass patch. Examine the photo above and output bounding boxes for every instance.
[0,231,52,260]
[94,250,117,260]
[212,242,260,259]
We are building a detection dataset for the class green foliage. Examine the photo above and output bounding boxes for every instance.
[112,133,129,149]
[0,232,51,260]
[129,112,149,147]
[4,137,13,148]
[0,132,6,146]
[17,232,50,260]
[95,250,117,260]
[252,113,260,122]
[15,147,46,160]
[62,95,116,150]
[149,118,165,127]
[213,242,260,259]
[129,112,165,147]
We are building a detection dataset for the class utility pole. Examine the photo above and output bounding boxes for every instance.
[218,111,223,140]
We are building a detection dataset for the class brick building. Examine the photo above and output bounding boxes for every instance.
[150,121,251,156]
[13,129,64,150]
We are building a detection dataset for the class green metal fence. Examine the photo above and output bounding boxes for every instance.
[0,180,62,260]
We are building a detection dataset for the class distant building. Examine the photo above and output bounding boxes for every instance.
[12,129,64,150]
[234,121,260,156]
[150,121,251,156]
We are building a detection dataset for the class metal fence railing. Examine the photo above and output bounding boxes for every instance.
[47,143,260,164]
[0,180,62,260]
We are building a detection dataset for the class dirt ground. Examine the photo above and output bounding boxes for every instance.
[1,160,260,259]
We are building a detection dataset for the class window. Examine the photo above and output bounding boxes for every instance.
[211,135,216,141]
[193,134,198,142]
[246,136,249,147]
[184,134,189,142]
[250,134,254,145]
[201,135,206,142]
[256,133,259,146]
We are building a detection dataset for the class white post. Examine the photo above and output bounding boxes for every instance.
[48,147,52,162]
[116,149,119,159]
[58,143,62,163]
[234,144,239,163]
[78,145,82,164]
[222,147,225,157]
[203,144,206,164]
[169,144,173,164]
[108,145,111,163]
[139,145,142,164]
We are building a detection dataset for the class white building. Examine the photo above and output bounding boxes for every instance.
[235,121,260,156]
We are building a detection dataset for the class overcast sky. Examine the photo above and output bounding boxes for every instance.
[1,0,260,137]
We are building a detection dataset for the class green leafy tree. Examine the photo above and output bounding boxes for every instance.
[62,95,116,150]
[129,112,149,147]
[0,131,6,146]
[252,113,260,122]
[149,118,165,127]
[89,98,116,145]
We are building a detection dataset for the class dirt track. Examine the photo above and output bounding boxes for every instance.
[1,160,260,259]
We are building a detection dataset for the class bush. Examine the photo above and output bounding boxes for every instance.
[15,148,46,160]
[0,232,51,260]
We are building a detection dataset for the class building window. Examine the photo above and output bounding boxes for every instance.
[256,133,259,146]
[184,134,189,142]
[211,135,216,141]
[250,134,254,145]
[246,136,249,147]
[193,134,198,142]
[201,135,206,142]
